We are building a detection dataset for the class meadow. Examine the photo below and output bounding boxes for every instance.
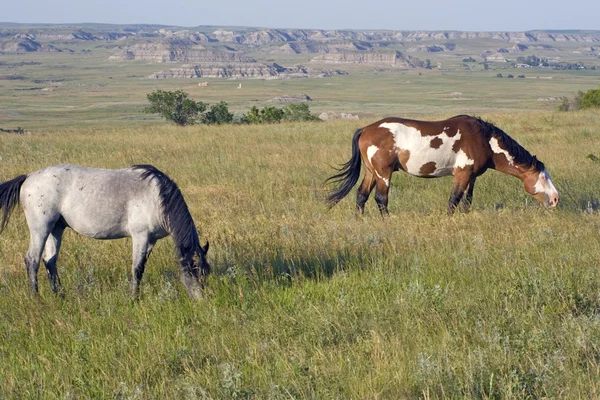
[2,36,600,397]
[1,109,600,398]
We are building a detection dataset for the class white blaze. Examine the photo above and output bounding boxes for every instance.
[534,169,558,198]
[379,122,469,177]
[489,137,514,165]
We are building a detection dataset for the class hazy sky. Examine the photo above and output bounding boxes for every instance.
[2,0,599,31]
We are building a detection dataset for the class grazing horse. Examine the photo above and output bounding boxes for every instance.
[326,115,559,215]
[0,164,210,299]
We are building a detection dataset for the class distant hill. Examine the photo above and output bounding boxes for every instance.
[2,23,598,78]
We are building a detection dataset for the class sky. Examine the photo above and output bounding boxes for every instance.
[1,0,599,32]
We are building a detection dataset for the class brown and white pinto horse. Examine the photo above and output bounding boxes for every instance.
[326,115,559,215]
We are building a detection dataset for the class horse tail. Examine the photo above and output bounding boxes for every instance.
[0,174,27,234]
[325,128,364,207]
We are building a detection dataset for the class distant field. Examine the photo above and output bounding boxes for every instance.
[0,46,599,131]
[1,109,600,397]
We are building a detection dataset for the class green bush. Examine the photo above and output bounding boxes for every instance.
[581,87,600,109]
[242,106,285,124]
[144,90,207,126]
[282,103,319,122]
[201,101,234,125]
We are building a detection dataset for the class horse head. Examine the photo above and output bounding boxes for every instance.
[196,241,211,278]
[523,163,559,209]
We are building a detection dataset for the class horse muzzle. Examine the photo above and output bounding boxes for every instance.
[546,194,559,209]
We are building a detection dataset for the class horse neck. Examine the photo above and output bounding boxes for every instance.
[167,214,200,263]
[492,153,533,182]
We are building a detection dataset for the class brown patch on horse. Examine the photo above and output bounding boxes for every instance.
[430,137,443,149]
[398,149,411,170]
[444,126,459,137]
[452,139,462,153]
[419,162,437,176]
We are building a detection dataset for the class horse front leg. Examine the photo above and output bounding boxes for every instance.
[448,169,473,215]
[459,175,477,213]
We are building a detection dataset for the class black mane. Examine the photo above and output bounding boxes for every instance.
[473,117,545,171]
[133,165,200,261]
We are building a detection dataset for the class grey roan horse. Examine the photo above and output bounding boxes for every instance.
[0,164,210,299]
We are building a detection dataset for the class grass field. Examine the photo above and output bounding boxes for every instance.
[1,109,600,398]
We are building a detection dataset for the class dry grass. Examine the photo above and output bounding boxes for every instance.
[1,110,600,398]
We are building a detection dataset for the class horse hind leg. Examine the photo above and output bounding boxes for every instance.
[356,169,376,215]
[24,228,52,294]
[374,176,391,216]
[42,224,66,295]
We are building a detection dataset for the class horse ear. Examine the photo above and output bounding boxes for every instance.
[202,241,210,254]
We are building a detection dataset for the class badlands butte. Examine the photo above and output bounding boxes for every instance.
[1,24,599,80]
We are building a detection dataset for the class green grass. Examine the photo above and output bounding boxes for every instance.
[1,110,600,398]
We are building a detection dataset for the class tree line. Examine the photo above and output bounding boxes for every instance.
[144,90,319,126]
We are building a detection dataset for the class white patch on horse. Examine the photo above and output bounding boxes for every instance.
[366,145,389,186]
[489,137,514,165]
[367,145,378,165]
[454,149,475,169]
[380,122,462,177]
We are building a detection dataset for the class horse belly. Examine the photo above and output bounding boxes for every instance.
[58,184,134,239]
[401,145,456,177]
[61,204,130,239]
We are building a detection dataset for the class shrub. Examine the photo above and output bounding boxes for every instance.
[558,91,584,112]
[201,101,234,125]
[496,73,503,78]
[242,106,285,124]
[581,87,600,109]
[144,90,207,126]
[282,103,319,122]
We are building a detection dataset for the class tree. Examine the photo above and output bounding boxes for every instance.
[201,101,234,125]
[144,90,207,126]
[282,103,319,122]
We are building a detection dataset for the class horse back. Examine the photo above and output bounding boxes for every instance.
[20,165,164,239]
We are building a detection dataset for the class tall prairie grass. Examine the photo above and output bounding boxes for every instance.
[1,110,600,398]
